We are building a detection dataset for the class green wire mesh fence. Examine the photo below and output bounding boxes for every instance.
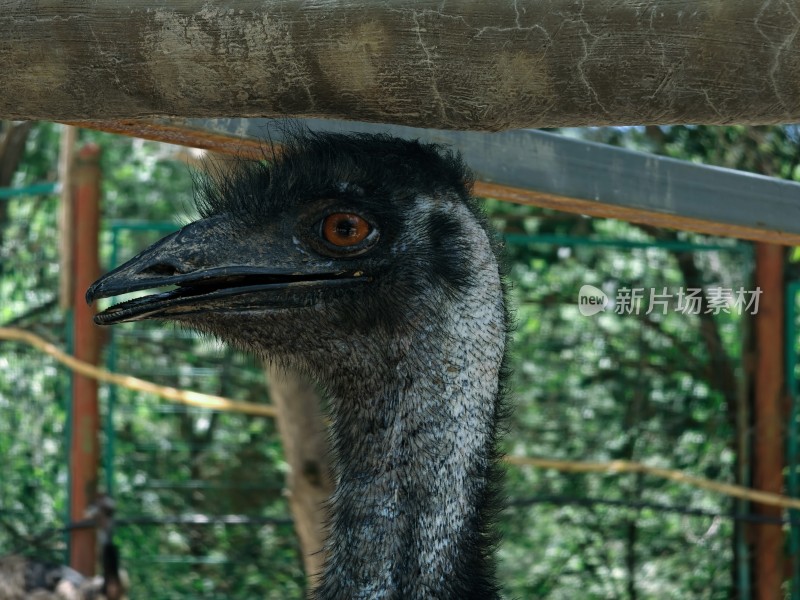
[0,190,70,565]
[103,223,303,599]
[4,188,794,599]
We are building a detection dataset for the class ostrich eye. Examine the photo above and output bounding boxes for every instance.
[322,213,372,247]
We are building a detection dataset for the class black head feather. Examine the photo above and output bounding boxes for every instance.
[195,128,475,228]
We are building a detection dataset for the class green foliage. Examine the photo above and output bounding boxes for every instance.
[0,126,305,596]
[0,123,69,564]
[1,122,790,598]
[498,222,746,598]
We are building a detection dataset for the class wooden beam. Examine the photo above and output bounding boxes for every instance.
[5,1,800,128]
[72,118,800,246]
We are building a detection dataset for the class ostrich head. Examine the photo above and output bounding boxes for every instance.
[87,131,509,599]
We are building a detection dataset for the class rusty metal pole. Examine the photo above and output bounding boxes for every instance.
[69,143,102,576]
[753,242,785,600]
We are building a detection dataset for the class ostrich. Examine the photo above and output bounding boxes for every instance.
[86,131,510,599]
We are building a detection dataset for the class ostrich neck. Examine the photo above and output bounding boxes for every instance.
[317,267,505,599]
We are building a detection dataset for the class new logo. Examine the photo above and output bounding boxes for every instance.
[578,285,609,316]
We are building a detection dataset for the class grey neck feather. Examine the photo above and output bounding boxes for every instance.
[314,201,506,600]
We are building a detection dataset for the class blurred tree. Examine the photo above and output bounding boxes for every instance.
[2,122,795,598]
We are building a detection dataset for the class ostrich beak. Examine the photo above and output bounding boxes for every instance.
[86,218,369,325]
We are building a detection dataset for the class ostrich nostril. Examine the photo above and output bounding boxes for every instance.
[139,262,183,277]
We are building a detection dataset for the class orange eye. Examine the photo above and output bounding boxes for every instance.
[322,213,371,247]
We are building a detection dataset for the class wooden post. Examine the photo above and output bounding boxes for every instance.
[753,242,785,600]
[265,365,334,589]
[58,125,77,310]
[69,143,102,576]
